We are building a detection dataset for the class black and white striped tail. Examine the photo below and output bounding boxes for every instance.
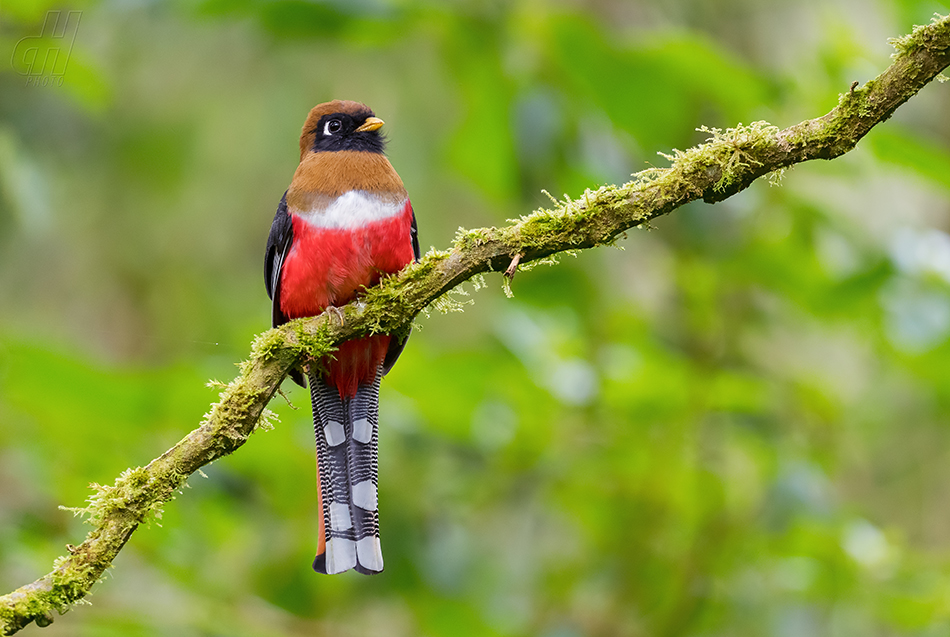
[308,366,384,575]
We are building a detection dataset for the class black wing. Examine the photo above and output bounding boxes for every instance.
[265,192,293,328]
[409,202,421,262]
[264,192,306,387]
[382,202,420,375]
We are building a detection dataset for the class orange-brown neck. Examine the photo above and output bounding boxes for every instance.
[287,151,406,210]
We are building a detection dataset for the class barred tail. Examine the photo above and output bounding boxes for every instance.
[308,366,384,575]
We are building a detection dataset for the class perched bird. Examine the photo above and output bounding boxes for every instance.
[264,100,419,574]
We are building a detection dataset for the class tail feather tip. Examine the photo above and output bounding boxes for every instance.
[312,537,382,575]
[312,552,327,574]
[325,537,357,574]
[355,536,384,574]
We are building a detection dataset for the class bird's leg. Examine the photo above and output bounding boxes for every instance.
[325,305,346,326]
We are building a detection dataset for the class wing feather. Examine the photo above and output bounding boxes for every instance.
[382,202,419,375]
[265,192,305,386]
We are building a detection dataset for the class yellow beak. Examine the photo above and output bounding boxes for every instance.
[355,117,385,133]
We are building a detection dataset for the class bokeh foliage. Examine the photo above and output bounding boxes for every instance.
[2,0,950,635]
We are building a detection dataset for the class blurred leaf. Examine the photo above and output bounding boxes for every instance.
[869,127,950,192]
[546,16,767,152]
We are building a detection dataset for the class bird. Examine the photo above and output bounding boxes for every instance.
[264,100,419,575]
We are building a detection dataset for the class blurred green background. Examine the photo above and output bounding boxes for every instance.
[2,0,950,635]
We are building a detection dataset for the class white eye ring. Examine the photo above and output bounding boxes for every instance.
[324,119,342,135]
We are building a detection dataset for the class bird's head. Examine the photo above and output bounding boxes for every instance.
[299,100,386,160]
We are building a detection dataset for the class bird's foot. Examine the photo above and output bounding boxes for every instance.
[326,305,345,326]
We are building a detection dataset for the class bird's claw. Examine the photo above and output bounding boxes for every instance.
[326,305,345,326]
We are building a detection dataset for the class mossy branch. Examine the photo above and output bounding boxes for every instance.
[2,14,949,635]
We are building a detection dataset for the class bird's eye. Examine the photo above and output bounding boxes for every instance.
[324,119,343,135]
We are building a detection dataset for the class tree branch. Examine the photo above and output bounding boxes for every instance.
[2,14,948,635]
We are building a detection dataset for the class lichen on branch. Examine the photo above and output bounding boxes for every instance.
[1,13,948,635]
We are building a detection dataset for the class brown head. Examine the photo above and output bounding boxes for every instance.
[299,100,386,161]
[288,100,405,203]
